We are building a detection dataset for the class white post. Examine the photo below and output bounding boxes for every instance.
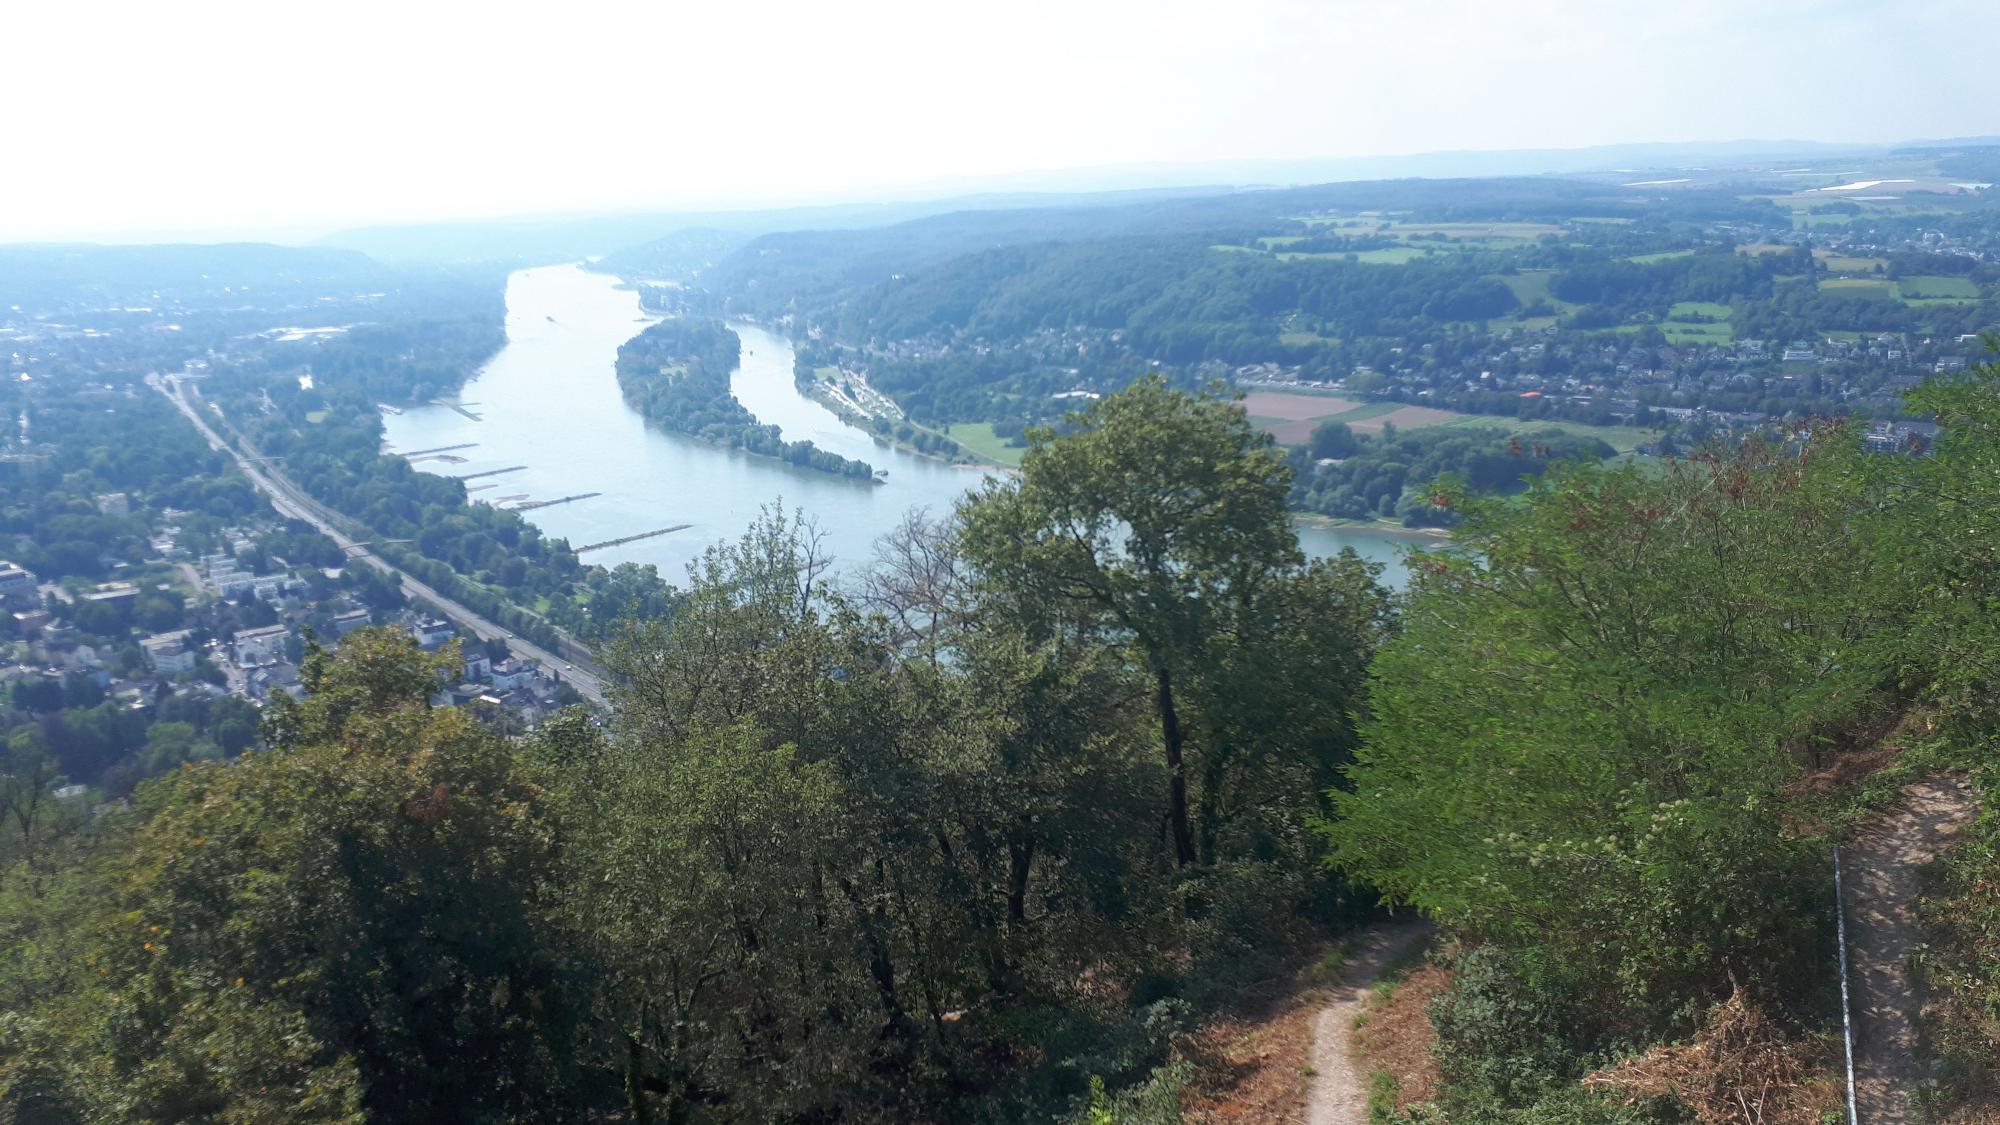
[1834,845,1859,1125]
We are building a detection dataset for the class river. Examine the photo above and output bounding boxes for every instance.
[382,264,1419,586]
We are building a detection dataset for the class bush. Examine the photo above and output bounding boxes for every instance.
[1428,947,1594,1106]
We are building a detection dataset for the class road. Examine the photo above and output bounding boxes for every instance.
[151,374,610,707]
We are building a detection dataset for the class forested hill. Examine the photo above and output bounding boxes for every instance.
[606,167,1999,474]
[685,177,1780,325]
[13,365,2000,1120]
[614,318,877,480]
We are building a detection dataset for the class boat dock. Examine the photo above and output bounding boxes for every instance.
[575,524,691,554]
[454,465,527,481]
[431,399,483,421]
[398,442,479,457]
[510,492,601,512]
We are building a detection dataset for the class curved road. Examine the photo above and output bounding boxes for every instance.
[151,374,609,707]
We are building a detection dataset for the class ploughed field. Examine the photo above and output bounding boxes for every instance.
[1243,391,1469,445]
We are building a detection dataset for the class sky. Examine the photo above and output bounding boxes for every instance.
[1,0,1991,242]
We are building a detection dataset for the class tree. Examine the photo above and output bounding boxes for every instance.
[1309,420,1358,460]
[43,630,583,1121]
[960,377,1322,868]
[259,626,456,750]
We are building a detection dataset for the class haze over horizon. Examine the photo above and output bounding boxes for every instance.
[3,0,1992,243]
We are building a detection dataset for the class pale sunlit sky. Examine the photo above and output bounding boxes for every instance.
[1,0,1991,242]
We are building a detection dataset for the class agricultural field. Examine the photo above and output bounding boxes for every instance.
[1663,323,1732,344]
[1668,301,1731,320]
[1819,277,1899,299]
[1378,221,1564,241]
[1221,218,1568,268]
[1816,252,1890,273]
[1419,414,1663,454]
[1628,249,1696,264]
[1660,300,1734,343]
[941,422,1024,467]
[1495,270,1555,303]
[1240,390,1646,448]
[1333,247,1431,264]
[1896,275,1983,304]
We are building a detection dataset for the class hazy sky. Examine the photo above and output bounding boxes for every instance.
[2,0,1990,241]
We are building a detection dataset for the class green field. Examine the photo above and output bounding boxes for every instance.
[1821,255,1889,273]
[1493,270,1576,308]
[942,422,1024,467]
[1819,277,1899,299]
[1615,320,1734,344]
[1668,301,1731,320]
[1662,322,1733,344]
[1897,275,1982,304]
[1338,247,1431,265]
[1628,250,1696,264]
[1421,415,1663,454]
[1317,402,1403,424]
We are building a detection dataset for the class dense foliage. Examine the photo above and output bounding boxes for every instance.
[1287,423,1616,525]
[1327,351,2000,1116]
[615,318,876,478]
[0,384,1395,1122]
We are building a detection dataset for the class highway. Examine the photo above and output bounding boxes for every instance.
[151,375,611,707]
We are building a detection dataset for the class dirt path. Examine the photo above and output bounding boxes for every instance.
[1845,774,1978,1123]
[1306,922,1430,1125]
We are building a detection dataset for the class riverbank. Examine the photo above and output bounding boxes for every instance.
[793,366,1006,469]
[1291,512,1453,540]
[383,265,1422,586]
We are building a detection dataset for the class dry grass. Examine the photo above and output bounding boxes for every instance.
[1584,988,1842,1125]
[1182,993,1322,1124]
[1241,391,1364,421]
[1180,939,1364,1124]
[1352,963,1449,1110]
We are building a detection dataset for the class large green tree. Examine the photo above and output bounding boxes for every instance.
[7,629,584,1122]
[958,377,1386,869]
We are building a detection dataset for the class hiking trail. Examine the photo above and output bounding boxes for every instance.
[1845,774,1978,1122]
[1305,922,1429,1125]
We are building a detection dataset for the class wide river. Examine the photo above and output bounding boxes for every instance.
[383,265,1420,585]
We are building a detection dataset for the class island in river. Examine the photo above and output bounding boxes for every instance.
[382,264,1423,586]
[614,317,879,481]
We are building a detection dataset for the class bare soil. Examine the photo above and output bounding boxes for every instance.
[1241,391,1363,421]
[1846,775,1978,1122]
[1351,962,1448,1110]
[1305,923,1432,1125]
